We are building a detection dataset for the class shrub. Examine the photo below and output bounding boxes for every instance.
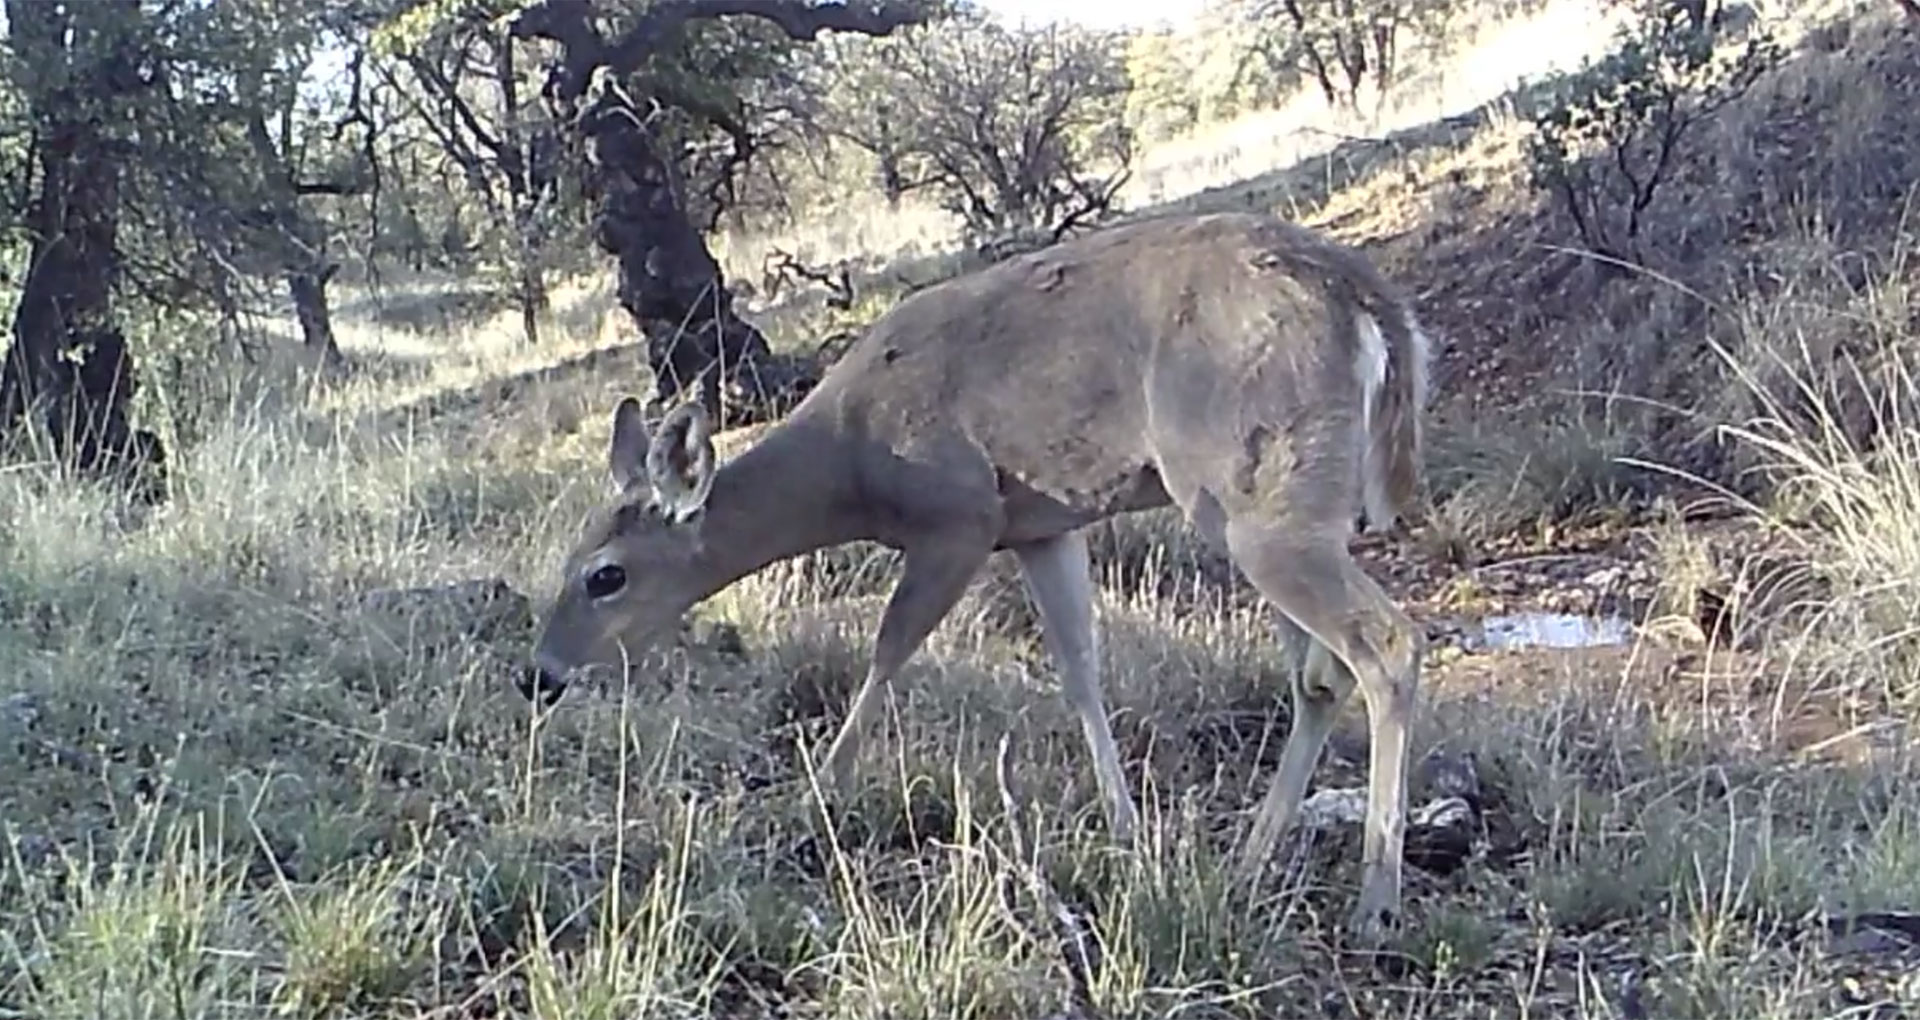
[1522,0,1783,266]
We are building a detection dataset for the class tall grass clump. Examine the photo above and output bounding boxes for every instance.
[1715,224,1920,704]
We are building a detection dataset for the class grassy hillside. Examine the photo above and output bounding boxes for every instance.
[6,4,1920,1018]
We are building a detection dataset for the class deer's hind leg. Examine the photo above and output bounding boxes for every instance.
[1242,617,1357,875]
[1160,476,1368,875]
[1159,478,1372,892]
[1223,514,1422,944]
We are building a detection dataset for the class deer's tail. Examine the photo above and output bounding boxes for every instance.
[1353,299,1431,532]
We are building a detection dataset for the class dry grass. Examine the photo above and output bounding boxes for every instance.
[4,411,1915,1018]
[9,3,1920,1018]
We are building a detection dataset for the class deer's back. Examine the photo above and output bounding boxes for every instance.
[793,212,1412,541]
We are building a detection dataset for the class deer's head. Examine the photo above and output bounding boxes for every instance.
[523,394,717,704]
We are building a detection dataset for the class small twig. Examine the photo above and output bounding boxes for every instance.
[994,734,1105,1020]
[762,247,855,309]
[1466,552,1626,576]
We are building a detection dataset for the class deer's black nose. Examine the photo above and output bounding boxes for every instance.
[516,665,567,706]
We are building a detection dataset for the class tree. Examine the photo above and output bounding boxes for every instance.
[809,13,1135,244]
[1524,0,1781,267]
[1124,27,1203,144]
[218,7,379,368]
[501,0,939,424]
[384,7,577,345]
[113,0,384,369]
[0,0,166,490]
[1220,0,1457,114]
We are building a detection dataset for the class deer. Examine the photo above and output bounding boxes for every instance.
[523,210,1432,942]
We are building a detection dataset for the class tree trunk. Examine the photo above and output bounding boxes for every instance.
[579,92,814,424]
[287,262,344,368]
[509,0,932,427]
[0,0,166,496]
[511,193,547,346]
[243,108,347,369]
[516,252,546,347]
[497,34,547,348]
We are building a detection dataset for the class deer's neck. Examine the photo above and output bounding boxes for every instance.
[691,420,863,597]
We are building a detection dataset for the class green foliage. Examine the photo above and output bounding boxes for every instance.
[1522,0,1783,264]
[371,0,529,58]
[1122,29,1205,142]
[1218,0,1459,113]
[0,0,387,374]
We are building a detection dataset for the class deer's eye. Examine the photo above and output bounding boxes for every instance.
[584,563,627,600]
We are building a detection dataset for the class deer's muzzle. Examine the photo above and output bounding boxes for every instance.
[516,664,568,706]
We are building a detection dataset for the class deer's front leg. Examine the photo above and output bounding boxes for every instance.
[820,535,993,790]
[1012,529,1139,843]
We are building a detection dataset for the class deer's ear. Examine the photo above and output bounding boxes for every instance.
[645,398,715,522]
[607,397,651,493]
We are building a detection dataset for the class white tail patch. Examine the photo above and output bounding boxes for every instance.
[1353,310,1395,531]
[1406,312,1432,417]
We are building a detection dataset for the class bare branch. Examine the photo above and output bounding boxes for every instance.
[293,180,364,196]
[811,15,1131,241]
[512,0,935,101]
[401,50,506,158]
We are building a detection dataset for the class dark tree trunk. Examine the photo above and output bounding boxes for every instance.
[244,111,347,369]
[577,94,808,423]
[287,261,343,367]
[497,33,549,347]
[511,0,932,427]
[516,251,546,347]
[0,0,166,497]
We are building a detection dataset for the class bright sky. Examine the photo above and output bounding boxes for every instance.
[974,0,1209,31]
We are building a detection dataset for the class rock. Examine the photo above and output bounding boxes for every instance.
[1406,795,1478,875]
[1412,795,1475,829]
[1829,927,1912,957]
[355,578,533,652]
[2,691,40,729]
[1826,911,1920,948]
[1416,747,1482,806]
[1299,787,1369,831]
